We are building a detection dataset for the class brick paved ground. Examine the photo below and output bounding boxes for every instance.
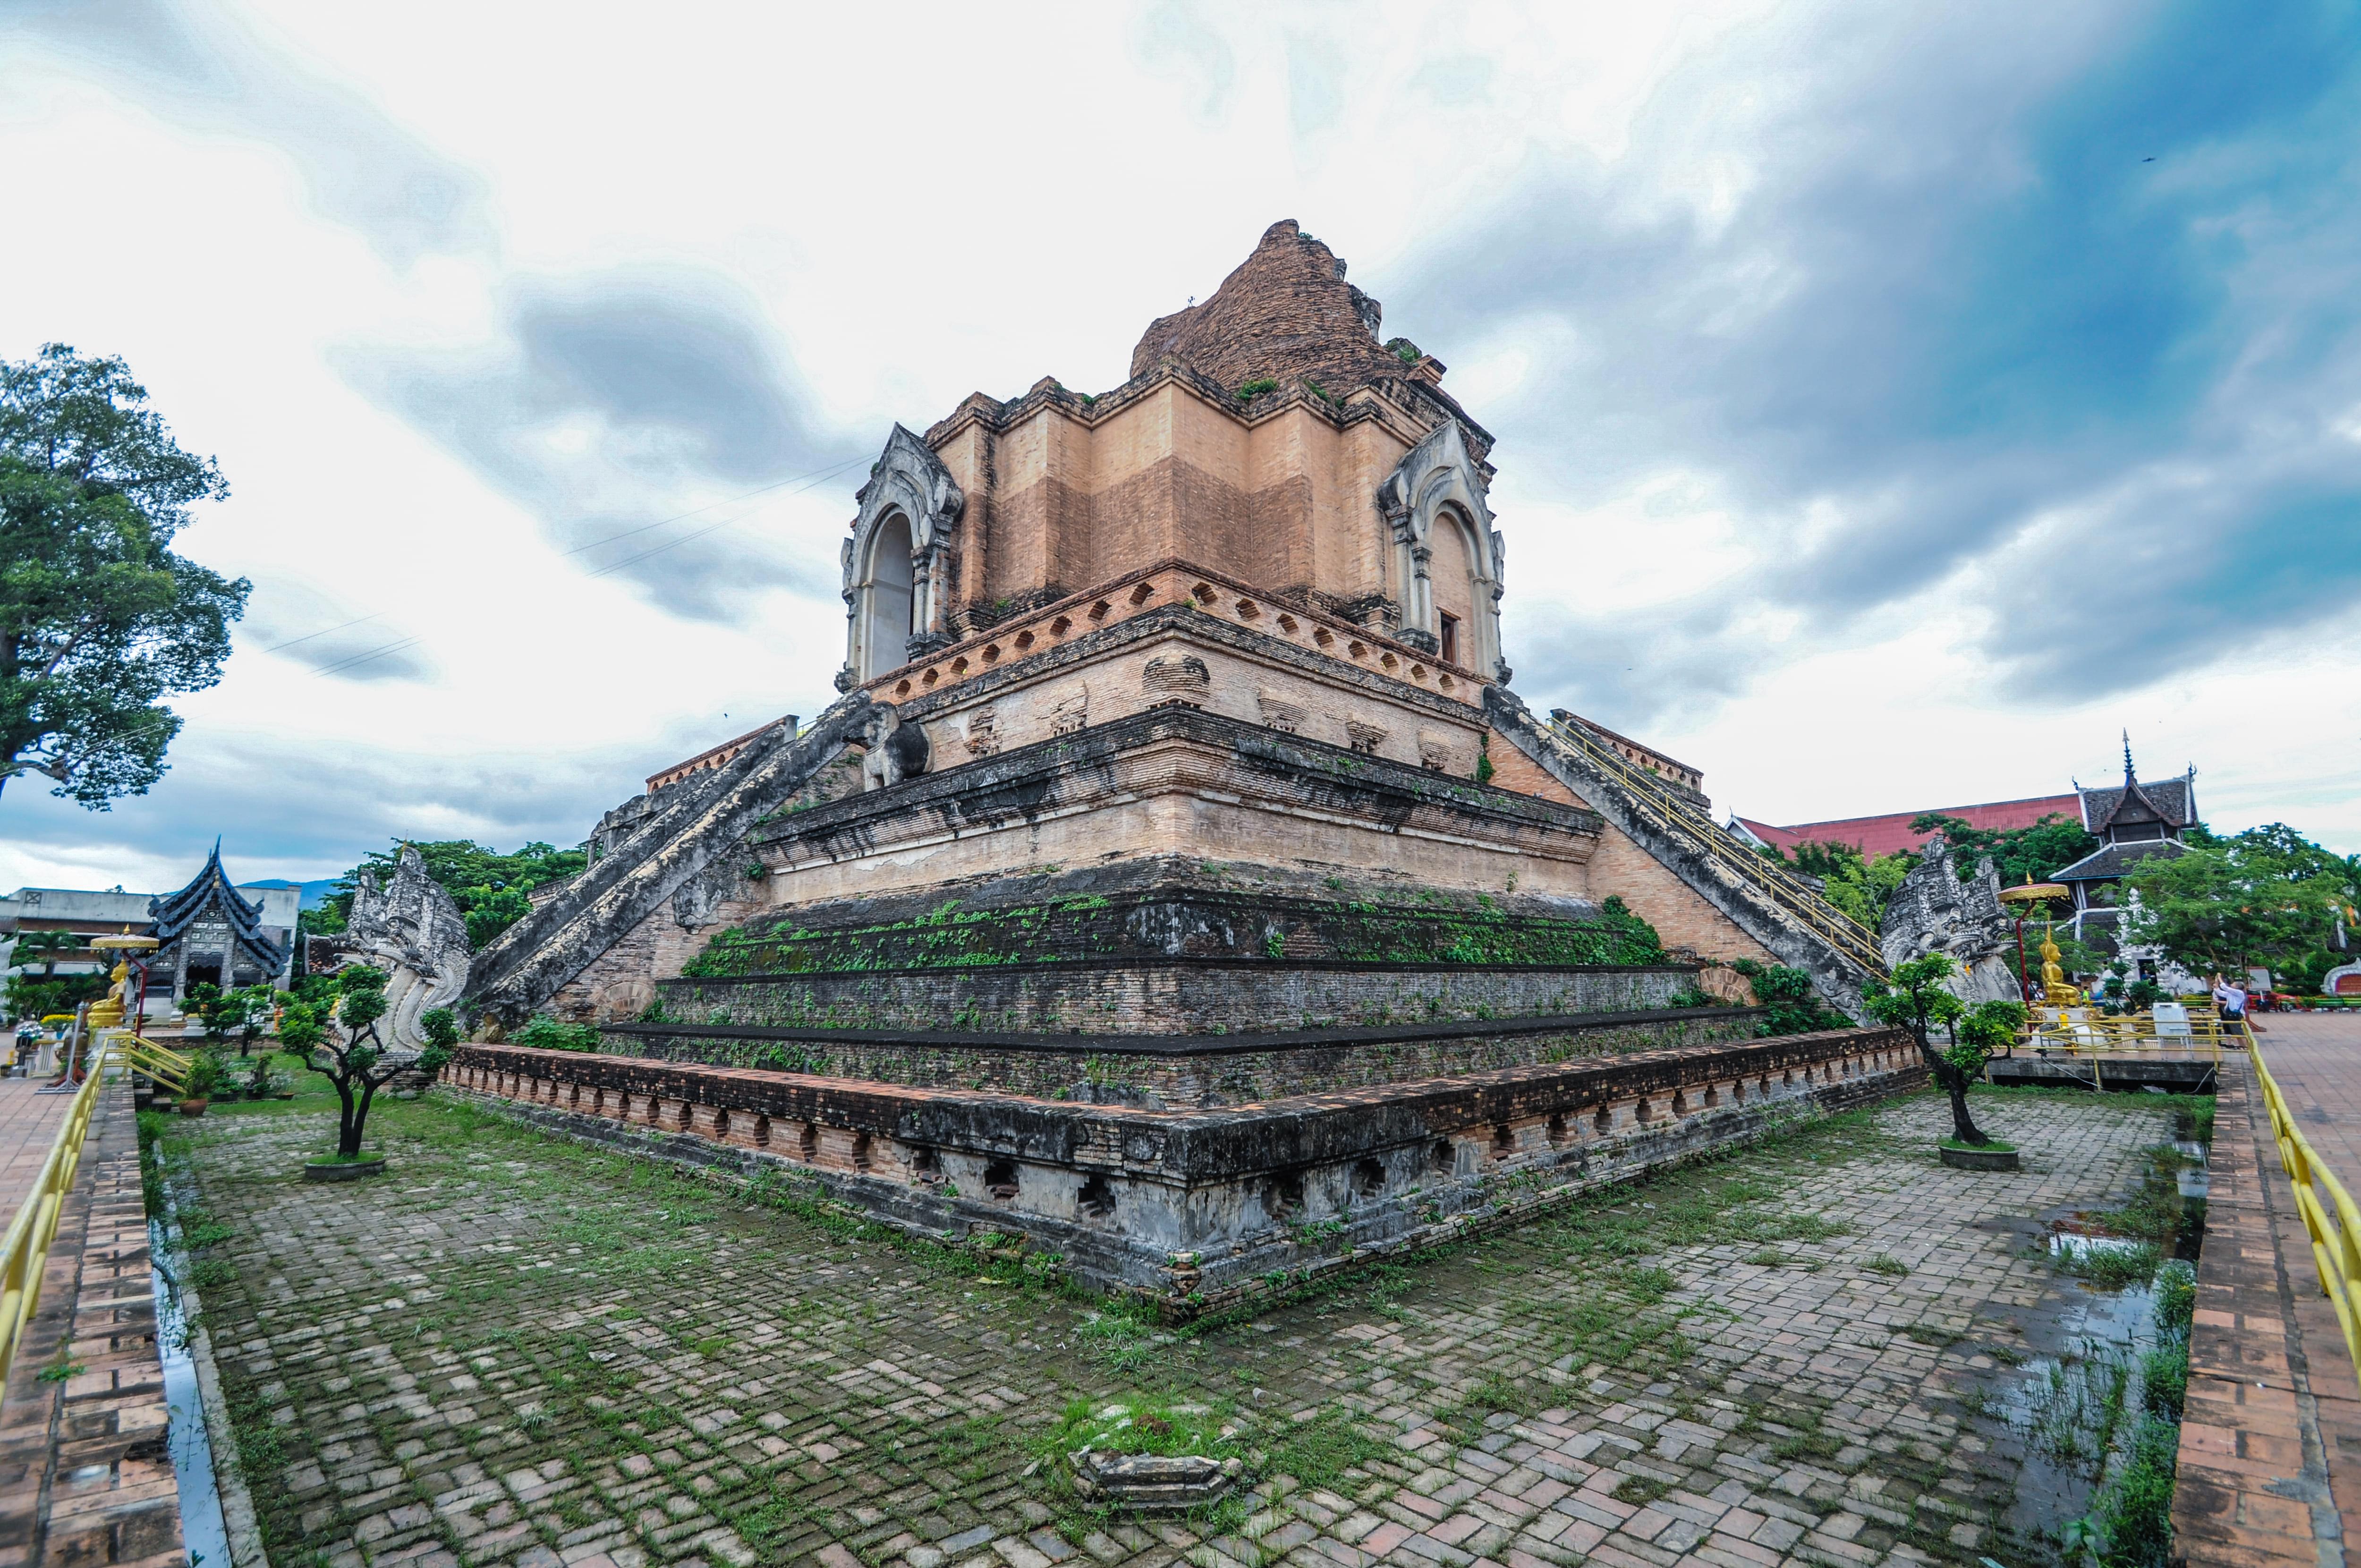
[2176,1015,2361,1568]
[2245,1012,2361,1170]
[0,1078,79,1217]
[0,1080,184,1568]
[161,1085,2203,1568]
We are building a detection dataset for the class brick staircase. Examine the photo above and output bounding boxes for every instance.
[1485,687,1886,1016]
[462,693,881,1025]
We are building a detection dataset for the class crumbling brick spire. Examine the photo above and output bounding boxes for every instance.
[1129,219,1414,398]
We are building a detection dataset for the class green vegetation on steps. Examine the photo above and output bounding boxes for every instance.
[1730,959,1852,1036]
[679,892,1668,979]
[510,1015,603,1052]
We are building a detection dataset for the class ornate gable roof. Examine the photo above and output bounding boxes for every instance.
[2076,740,2197,838]
[149,840,288,975]
[2052,839,2190,882]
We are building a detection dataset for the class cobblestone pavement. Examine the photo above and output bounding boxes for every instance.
[162,1086,2197,1568]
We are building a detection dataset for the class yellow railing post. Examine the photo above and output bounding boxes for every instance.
[0,1039,122,1395]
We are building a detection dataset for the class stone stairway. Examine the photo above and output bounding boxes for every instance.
[462,693,882,1026]
[1485,686,1886,1017]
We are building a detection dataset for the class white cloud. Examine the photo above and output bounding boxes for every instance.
[0,0,2354,902]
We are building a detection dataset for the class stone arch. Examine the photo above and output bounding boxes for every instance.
[1374,419,1505,680]
[840,424,966,687]
[1430,504,1480,669]
[853,510,915,680]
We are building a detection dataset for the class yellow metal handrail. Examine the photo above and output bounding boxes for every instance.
[1540,716,1888,975]
[0,1038,132,1394]
[2023,1009,2231,1062]
[114,1036,193,1095]
[2251,1040,2361,1397]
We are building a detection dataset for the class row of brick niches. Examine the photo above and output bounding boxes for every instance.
[604,1007,1761,1109]
[448,1026,1922,1307]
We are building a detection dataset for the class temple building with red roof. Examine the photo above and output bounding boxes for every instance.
[1726,794,2084,861]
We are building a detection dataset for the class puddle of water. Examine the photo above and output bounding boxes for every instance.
[1988,1133,2209,1552]
[150,1216,235,1568]
[1994,1269,2159,1546]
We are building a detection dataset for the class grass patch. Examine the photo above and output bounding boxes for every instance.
[1265,1407,1398,1493]
[2095,1146,2200,1244]
[1861,1254,1910,1277]
[1046,1395,1239,1460]
[1076,1305,1160,1373]
[2022,1341,2133,1469]
[1940,1137,2016,1153]
[2065,1256,2195,1564]
[1768,1407,1843,1462]
[1439,1371,1534,1435]
[2081,1415,2179,1568]
[2070,1242,2165,1291]
[1611,1473,1673,1506]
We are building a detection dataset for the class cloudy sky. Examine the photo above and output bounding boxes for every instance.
[3,0,2357,894]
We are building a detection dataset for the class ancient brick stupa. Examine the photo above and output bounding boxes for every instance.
[448,221,1902,1306]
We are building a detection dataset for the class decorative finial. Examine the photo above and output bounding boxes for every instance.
[2122,730,2134,780]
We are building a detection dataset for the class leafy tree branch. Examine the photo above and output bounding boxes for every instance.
[0,345,247,808]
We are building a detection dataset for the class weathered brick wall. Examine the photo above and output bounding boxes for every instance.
[651,960,1693,1039]
[450,1023,1920,1310]
[602,1006,1760,1108]
[1584,821,1781,968]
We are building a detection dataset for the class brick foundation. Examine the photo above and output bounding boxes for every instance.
[603,1005,1762,1109]
[449,1026,1924,1312]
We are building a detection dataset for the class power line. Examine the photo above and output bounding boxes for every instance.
[264,612,383,654]
[583,458,863,581]
[311,635,425,680]
[557,453,866,559]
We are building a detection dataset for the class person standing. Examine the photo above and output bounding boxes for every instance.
[2213,975,2249,1038]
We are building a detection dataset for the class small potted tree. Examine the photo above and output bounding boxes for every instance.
[279,966,454,1181]
[178,1050,223,1117]
[1863,954,2027,1171]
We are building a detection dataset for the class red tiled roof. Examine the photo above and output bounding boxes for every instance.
[1733,794,2084,861]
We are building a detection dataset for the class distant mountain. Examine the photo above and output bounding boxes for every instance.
[238,878,345,910]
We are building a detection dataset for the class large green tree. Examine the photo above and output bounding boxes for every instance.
[2123,824,2360,984]
[1756,838,1918,930]
[307,839,589,949]
[1908,812,2099,887]
[0,344,248,807]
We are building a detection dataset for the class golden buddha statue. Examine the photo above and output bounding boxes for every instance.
[2038,920,2082,1006]
[84,956,130,1031]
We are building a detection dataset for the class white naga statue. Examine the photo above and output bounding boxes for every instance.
[340,845,473,1048]
[1878,837,2022,1003]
